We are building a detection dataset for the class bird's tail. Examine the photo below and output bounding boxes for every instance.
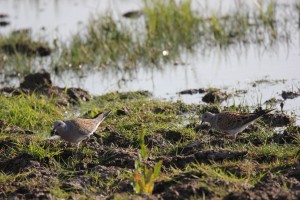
[242,108,275,125]
[257,108,275,116]
[94,110,112,121]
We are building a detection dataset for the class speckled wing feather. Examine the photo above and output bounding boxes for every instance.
[66,118,99,136]
[215,112,244,131]
[216,109,273,131]
[65,111,111,137]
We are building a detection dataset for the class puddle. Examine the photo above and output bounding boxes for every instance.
[50,42,300,123]
[0,0,300,124]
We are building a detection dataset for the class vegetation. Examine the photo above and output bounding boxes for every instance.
[0,31,51,73]
[56,0,294,71]
[0,94,63,133]
[0,0,299,198]
[0,91,298,198]
[132,130,162,194]
[0,0,296,74]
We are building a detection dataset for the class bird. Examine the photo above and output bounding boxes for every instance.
[51,110,112,149]
[200,108,274,140]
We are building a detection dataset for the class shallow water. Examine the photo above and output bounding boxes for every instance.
[0,0,300,124]
[0,0,142,41]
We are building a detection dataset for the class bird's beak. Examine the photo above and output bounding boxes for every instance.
[51,127,57,136]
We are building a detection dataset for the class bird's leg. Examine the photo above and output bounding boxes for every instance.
[82,135,91,148]
[224,132,232,145]
[234,134,238,142]
[75,142,80,153]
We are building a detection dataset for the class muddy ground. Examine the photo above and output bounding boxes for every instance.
[0,73,300,199]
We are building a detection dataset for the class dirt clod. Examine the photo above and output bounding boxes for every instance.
[261,111,294,127]
[100,148,137,169]
[122,10,143,18]
[66,87,90,103]
[282,90,300,100]
[159,130,183,142]
[225,174,300,200]
[1,42,51,57]
[103,131,133,148]
[178,88,206,95]
[271,126,300,144]
[0,21,9,26]
[1,153,37,173]
[1,72,91,105]
[145,135,167,148]
[20,71,52,90]
[0,188,56,200]
[202,90,228,103]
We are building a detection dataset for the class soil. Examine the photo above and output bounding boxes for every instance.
[282,90,300,100]
[103,130,134,148]
[0,119,36,134]
[1,42,51,57]
[0,13,9,18]
[1,122,299,199]
[178,88,206,95]
[270,125,300,144]
[122,10,144,19]
[225,173,300,200]
[202,90,228,103]
[20,71,52,90]
[261,110,294,127]
[1,72,90,105]
[0,21,10,27]
[0,81,299,199]
[154,173,216,199]
[158,129,183,142]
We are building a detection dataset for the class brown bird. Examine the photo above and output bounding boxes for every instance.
[201,109,274,140]
[51,110,112,148]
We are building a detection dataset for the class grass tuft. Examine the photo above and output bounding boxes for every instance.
[15,141,62,160]
[0,94,63,134]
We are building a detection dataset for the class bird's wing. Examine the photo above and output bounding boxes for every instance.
[216,112,259,131]
[68,118,99,136]
[235,108,274,127]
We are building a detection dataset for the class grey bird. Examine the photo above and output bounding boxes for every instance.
[200,108,274,140]
[51,110,112,148]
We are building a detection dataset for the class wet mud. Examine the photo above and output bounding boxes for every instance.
[225,173,300,200]
[1,72,90,105]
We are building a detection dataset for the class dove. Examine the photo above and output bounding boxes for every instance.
[201,109,274,140]
[51,110,112,148]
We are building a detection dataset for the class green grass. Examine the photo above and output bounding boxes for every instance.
[15,141,63,160]
[249,143,299,161]
[0,91,298,198]
[0,94,64,134]
[0,0,296,75]
[48,185,70,199]
[0,172,17,184]
[143,0,199,50]
[132,130,163,194]
[0,31,51,74]
[55,0,294,72]
[59,15,135,69]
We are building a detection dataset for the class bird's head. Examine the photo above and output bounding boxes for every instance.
[51,120,66,136]
[200,112,215,125]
